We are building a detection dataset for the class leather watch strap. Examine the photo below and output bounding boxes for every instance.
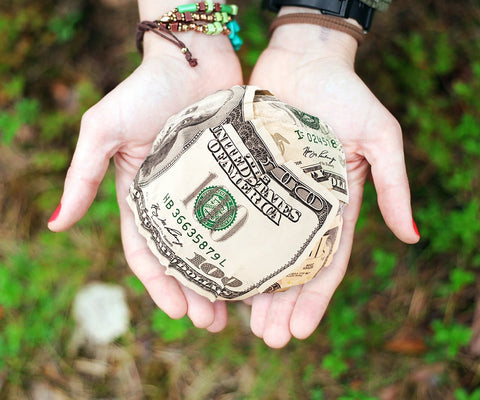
[263,0,375,31]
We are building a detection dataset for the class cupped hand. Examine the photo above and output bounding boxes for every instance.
[247,19,420,348]
[48,34,242,332]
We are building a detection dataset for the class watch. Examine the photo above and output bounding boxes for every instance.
[263,0,375,31]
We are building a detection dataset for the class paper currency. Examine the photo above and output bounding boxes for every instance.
[127,86,348,301]
[264,215,343,293]
[244,95,348,204]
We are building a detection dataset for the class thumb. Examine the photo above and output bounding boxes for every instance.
[48,108,119,232]
[365,118,420,244]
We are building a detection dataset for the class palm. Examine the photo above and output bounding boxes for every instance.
[247,46,417,347]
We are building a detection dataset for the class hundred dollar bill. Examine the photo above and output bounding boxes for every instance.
[227,87,347,204]
[128,86,348,301]
[243,95,349,204]
[141,86,247,177]
[265,214,343,292]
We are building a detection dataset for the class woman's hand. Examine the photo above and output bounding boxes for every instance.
[247,11,419,348]
[48,31,243,332]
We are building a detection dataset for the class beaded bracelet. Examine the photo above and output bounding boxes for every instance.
[159,2,242,49]
[136,2,242,67]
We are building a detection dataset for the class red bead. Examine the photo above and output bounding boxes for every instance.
[176,12,182,20]
[171,22,179,31]
[184,11,192,21]
[198,2,206,11]
[214,3,221,11]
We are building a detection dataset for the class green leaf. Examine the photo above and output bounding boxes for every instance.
[3,76,25,100]
[372,249,397,279]
[431,320,472,359]
[433,33,455,75]
[322,352,348,378]
[15,98,39,124]
[455,388,480,400]
[48,10,82,43]
[0,267,23,308]
[0,111,21,145]
[124,275,145,296]
[339,390,379,400]
[151,309,192,342]
[310,388,325,400]
[449,268,475,293]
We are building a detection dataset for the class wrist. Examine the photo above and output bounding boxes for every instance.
[142,29,233,60]
[269,6,358,65]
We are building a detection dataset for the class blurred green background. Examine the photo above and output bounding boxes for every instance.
[1,0,479,398]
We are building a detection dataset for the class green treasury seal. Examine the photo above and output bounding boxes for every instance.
[286,105,320,130]
[194,186,237,231]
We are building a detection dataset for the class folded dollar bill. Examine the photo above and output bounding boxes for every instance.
[127,86,348,301]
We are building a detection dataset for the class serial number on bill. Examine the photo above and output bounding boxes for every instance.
[162,194,226,267]
[295,129,340,149]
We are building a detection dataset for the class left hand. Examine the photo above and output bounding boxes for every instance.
[247,14,419,348]
[48,31,243,332]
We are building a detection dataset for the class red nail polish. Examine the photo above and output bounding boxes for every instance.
[48,204,61,224]
[412,218,420,237]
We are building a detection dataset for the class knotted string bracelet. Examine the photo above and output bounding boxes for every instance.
[136,1,242,67]
[136,21,198,67]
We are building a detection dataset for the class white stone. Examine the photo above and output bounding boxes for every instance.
[72,282,130,345]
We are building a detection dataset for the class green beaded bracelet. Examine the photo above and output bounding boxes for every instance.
[177,3,197,13]
[137,1,243,68]
[206,0,215,13]
[221,4,238,15]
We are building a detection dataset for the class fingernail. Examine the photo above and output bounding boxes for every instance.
[48,203,62,224]
[412,218,420,237]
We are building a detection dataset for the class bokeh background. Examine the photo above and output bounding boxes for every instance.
[1,0,479,398]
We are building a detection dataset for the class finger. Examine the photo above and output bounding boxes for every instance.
[289,225,353,340]
[181,286,217,329]
[124,244,188,319]
[242,297,253,306]
[250,293,273,338]
[206,301,228,333]
[117,172,188,319]
[261,286,302,348]
[290,177,364,340]
[128,247,188,319]
[364,117,419,244]
[116,158,223,328]
[48,108,118,232]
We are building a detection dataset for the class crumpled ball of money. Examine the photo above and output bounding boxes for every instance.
[127,86,348,301]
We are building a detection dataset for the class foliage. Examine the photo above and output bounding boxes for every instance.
[151,310,193,342]
[239,2,270,73]
[455,388,480,400]
[0,234,90,383]
[1,1,479,398]
[428,320,472,361]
